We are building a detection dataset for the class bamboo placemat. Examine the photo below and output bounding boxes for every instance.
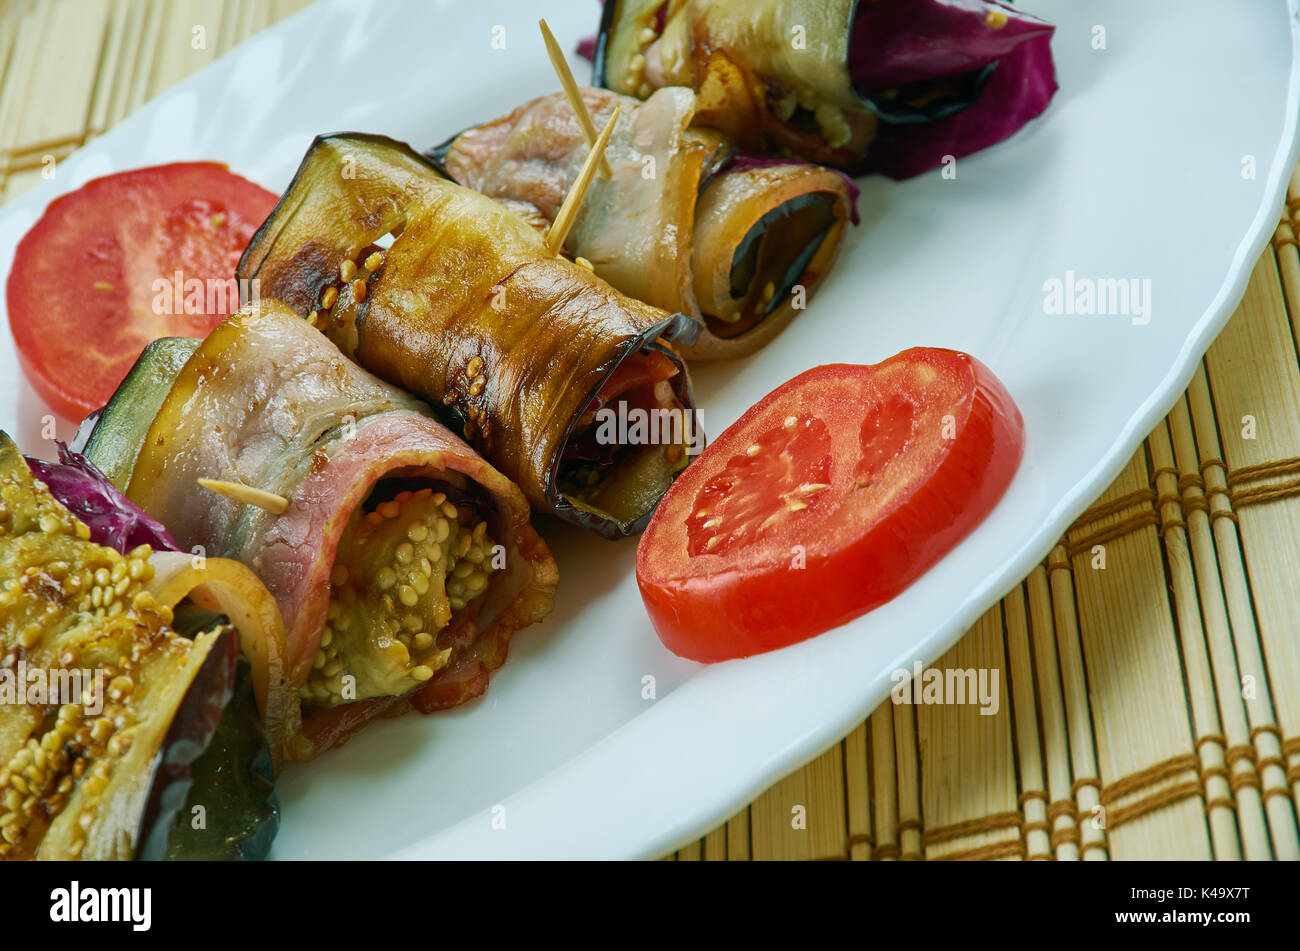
[3,0,1298,861]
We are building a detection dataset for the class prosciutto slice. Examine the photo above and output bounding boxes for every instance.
[433,87,854,360]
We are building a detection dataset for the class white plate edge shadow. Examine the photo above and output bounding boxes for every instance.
[388,1,1300,860]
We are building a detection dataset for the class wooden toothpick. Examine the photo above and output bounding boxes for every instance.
[197,478,289,515]
[540,18,612,179]
[545,104,620,256]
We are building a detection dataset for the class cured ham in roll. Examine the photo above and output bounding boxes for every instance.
[80,301,558,759]
[432,87,855,359]
[237,133,702,537]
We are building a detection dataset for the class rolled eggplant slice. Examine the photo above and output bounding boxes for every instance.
[99,301,558,758]
[0,432,286,860]
[592,0,1056,175]
[433,88,852,360]
[237,133,701,537]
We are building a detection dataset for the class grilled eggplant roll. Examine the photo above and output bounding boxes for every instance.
[431,87,853,360]
[592,0,1056,177]
[81,301,558,759]
[0,432,286,859]
[237,133,701,537]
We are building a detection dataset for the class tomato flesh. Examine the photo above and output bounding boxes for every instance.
[635,348,1024,662]
[7,162,278,420]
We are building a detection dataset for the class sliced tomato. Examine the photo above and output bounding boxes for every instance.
[7,162,278,420]
[635,348,1024,662]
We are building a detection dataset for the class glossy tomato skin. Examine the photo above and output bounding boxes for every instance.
[7,162,277,420]
[636,349,1024,662]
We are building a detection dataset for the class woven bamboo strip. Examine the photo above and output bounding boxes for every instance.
[1148,419,1248,858]
[843,722,874,859]
[892,698,924,860]
[701,821,727,861]
[148,0,236,94]
[86,0,150,138]
[0,6,20,93]
[1203,255,1300,828]
[1185,368,1300,856]
[749,744,846,860]
[870,707,900,860]
[1003,586,1053,860]
[915,605,1019,860]
[1066,454,1210,858]
[1025,566,1081,860]
[2,0,110,162]
[1046,545,1108,859]
[1168,394,1283,858]
[726,808,751,861]
[0,2,53,198]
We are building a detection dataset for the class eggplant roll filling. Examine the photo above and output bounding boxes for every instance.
[303,479,500,708]
[432,87,852,359]
[0,433,286,860]
[592,0,1056,175]
[237,133,701,537]
[90,302,557,758]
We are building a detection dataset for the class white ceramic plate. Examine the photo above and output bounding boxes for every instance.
[1,0,1297,859]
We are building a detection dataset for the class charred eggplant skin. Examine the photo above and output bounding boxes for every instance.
[135,625,238,860]
[144,638,279,862]
[239,133,701,538]
[590,0,623,93]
